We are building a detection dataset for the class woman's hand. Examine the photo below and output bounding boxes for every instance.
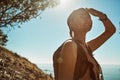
[86,8,107,20]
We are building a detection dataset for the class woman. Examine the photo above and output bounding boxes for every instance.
[53,8,116,80]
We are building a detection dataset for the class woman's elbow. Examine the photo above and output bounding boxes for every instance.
[105,26,116,36]
[111,26,116,34]
[108,25,116,34]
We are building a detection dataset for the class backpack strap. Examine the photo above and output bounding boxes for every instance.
[53,43,63,80]
[53,39,72,80]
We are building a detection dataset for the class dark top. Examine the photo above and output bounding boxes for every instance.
[53,39,104,80]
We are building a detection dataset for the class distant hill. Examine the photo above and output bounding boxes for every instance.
[0,46,54,80]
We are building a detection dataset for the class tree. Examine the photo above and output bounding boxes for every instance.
[0,0,59,46]
[0,30,8,46]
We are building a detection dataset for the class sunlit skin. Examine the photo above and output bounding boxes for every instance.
[53,8,116,80]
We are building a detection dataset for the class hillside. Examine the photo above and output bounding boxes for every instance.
[0,46,54,80]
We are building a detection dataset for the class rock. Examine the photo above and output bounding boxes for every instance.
[0,46,54,80]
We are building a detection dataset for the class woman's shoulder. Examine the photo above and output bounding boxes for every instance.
[63,39,77,48]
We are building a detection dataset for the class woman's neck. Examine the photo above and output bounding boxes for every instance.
[73,31,86,44]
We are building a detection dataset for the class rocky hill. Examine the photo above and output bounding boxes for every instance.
[0,46,54,80]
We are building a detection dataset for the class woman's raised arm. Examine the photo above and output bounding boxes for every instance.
[86,8,116,52]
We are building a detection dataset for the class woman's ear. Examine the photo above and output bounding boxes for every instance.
[70,30,74,38]
[70,30,72,38]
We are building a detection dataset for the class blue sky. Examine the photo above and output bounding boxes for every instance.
[6,0,120,64]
